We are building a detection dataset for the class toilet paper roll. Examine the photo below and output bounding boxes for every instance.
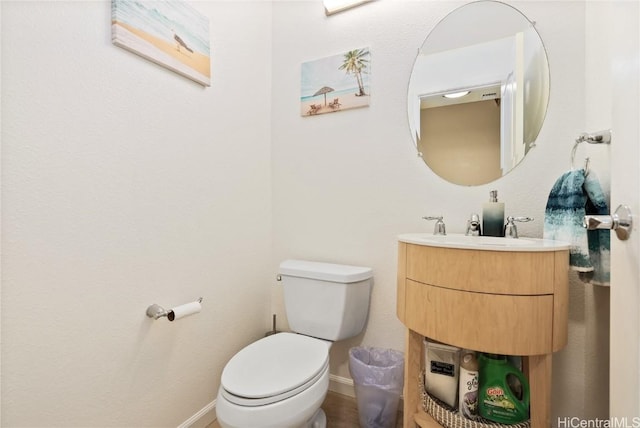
[167,301,201,321]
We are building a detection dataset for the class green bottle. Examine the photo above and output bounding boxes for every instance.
[478,354,530,424]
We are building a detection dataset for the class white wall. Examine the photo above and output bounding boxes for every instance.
[1,0,620,425]
[271,0,607,421]
[1,1,272,426]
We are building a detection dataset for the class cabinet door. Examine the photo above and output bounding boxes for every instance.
[405,244,557,295]
[404,280,554,355]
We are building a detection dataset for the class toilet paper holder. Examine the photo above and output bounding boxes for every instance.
[146,297,203,320]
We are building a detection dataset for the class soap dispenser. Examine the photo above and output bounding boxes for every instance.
[482,190,505,237]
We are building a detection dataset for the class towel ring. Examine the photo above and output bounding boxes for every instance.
[583,157,591,175]
[570,129,611,174]
[570,139,590,174]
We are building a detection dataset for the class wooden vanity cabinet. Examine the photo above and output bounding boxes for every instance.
[397,242,569,428]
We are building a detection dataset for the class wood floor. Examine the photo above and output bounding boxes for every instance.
[208,390,403,427]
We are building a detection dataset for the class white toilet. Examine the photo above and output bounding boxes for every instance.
[216,259,373,428]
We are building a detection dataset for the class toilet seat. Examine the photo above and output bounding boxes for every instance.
[220,333,329,407]
[221,359,329,407]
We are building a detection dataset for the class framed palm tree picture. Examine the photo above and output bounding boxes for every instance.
[301,48,371,116]
[112,0,211,86]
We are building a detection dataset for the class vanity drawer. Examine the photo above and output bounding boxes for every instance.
[405,243,557,295]
[404,279,554,355]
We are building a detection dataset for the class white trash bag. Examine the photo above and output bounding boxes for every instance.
[349,347,405,428]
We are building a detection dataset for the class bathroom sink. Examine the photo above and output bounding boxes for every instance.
[398,233,569,252]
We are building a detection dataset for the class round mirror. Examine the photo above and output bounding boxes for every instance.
[407,1,550,186]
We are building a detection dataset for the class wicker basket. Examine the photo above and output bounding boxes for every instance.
[418,371,530,428]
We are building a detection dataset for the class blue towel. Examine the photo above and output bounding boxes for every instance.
[582,172,611,285]
[543,169,610,285]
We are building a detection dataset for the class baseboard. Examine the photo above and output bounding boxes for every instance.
[178,399,216,428]
[329,374,405,409]
[329,374,356,397]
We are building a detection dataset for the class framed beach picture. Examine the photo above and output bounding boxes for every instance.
[301,48,371,117]
[112,0,211,86]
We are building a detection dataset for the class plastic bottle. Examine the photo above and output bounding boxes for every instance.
[458,351,479,420]
[482,190,505,237]
[478,354,530,424]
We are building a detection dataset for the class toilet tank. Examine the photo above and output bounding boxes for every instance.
[278,260,373,341]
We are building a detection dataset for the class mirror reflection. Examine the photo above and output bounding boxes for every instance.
[407,1,550,186]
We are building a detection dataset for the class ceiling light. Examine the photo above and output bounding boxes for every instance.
[443,91,471,99]
[324,0,372,16]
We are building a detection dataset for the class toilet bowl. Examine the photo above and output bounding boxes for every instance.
[216,260,373,428]
[216,333,331,428]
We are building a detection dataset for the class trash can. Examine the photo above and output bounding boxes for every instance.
[349,346,405,428]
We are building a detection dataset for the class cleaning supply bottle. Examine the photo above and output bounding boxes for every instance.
[458,350,479,420]
[424,339,460,408]
[482,190,505,237]
[478,354,530,424]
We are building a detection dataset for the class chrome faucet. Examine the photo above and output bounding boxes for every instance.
[504,216,534,238]
[465,213,482,236]
[423,216,446,235]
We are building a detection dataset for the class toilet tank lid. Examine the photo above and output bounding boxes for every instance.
[279,259,372,283]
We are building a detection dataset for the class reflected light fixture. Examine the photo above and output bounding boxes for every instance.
[443,90,471,99]
[324,0,373,16]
